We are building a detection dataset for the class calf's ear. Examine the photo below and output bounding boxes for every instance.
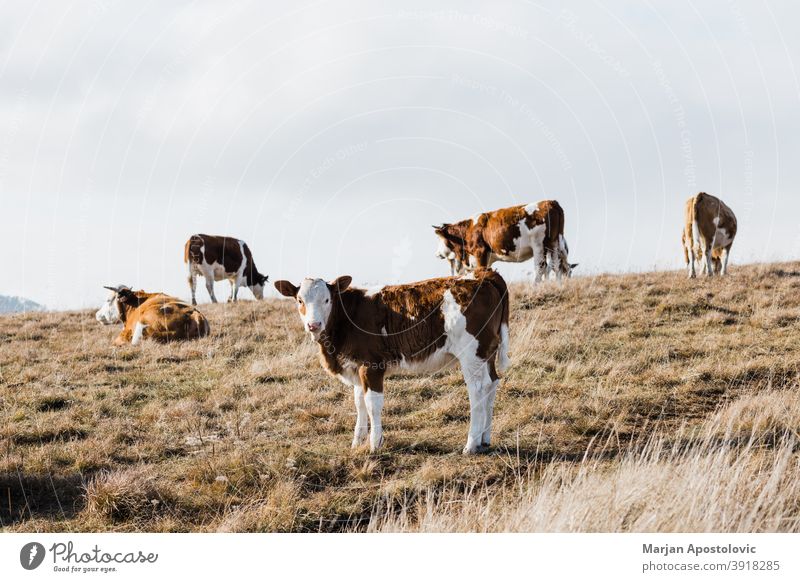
[330,275,352,292]
[273,280,298,298]
[569,263,579,270]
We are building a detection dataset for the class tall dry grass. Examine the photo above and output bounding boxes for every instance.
[1,262,799,531]
[368,390,800,532]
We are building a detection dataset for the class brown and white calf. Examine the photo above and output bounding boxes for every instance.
[98,286,210,346]
[433,200,576,281]
[184,234,268,305]
[274,270,510,454]
[682,192,737,278]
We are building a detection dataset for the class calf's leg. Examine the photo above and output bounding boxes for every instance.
[459,356,494,454]
[360,366,385,452]
[352,384,369,448]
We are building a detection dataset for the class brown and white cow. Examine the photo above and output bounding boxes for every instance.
[433,200,576,281]
[274,269,510,454]
[184,234,268,305]
[99,285,210,346]
[682,192,737,278]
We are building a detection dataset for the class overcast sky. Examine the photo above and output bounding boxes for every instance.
[1,0,799,309]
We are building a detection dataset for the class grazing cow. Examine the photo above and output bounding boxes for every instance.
[433,200,576,281]
[682,192,737,278]
[184,234,269,305]
[100,286,210,346]
[274,269,510,454]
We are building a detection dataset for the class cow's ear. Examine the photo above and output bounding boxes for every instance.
[330,276,352,292]
[570,263,579,270]
[442,230,464,245]
[273,280,298,298]
[116,288,136,303]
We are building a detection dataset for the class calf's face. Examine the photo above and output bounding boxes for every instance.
[274,276,352,338]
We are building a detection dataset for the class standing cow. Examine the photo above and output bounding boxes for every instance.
[273,269,510,454]
[682,192,737,278]
[184,234,269,305]
[433,200,576,282]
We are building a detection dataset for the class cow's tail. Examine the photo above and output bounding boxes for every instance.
[478,269,510,373]
[691,194,702,250]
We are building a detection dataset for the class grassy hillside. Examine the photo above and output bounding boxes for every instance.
[1,263,800,532]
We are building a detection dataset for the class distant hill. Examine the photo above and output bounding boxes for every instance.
[0,294,45,314]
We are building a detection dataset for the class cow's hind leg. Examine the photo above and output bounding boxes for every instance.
[720,245,732,276]
[188,272,198,306]
[459,355,493,454]
[205,277,218,303]
[703,244,714,277]
[481,359,500,447]
[532,244,547,284]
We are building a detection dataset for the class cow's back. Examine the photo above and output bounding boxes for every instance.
[135,295,210,342]
[689,193,737,244]
[185,234,244,274]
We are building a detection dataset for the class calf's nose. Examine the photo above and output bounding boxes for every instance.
[307,321,321,332]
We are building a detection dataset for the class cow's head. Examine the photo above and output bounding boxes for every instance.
[561,262,579,278]
[249,273,269,300]
[96,285,129,324]
[274,276,352,339]
[433,225,467,275]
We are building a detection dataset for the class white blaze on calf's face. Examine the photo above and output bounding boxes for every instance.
[296,278,332,337]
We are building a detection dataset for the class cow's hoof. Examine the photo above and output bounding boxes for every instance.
[368,436,384,453]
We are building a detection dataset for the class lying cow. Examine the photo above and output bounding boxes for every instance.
[682,192,737,278]
[98,285,210,345]
[274,270,510,454]
[185,234,269,305]
[434,200,576,281]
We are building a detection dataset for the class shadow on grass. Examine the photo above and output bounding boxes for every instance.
[0,472,85,527]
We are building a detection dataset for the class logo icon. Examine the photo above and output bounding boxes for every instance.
[20,542,46,570]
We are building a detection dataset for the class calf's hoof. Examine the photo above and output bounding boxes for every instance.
[463,443,491,455]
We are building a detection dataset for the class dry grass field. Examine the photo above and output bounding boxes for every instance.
[2,262,800,532]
